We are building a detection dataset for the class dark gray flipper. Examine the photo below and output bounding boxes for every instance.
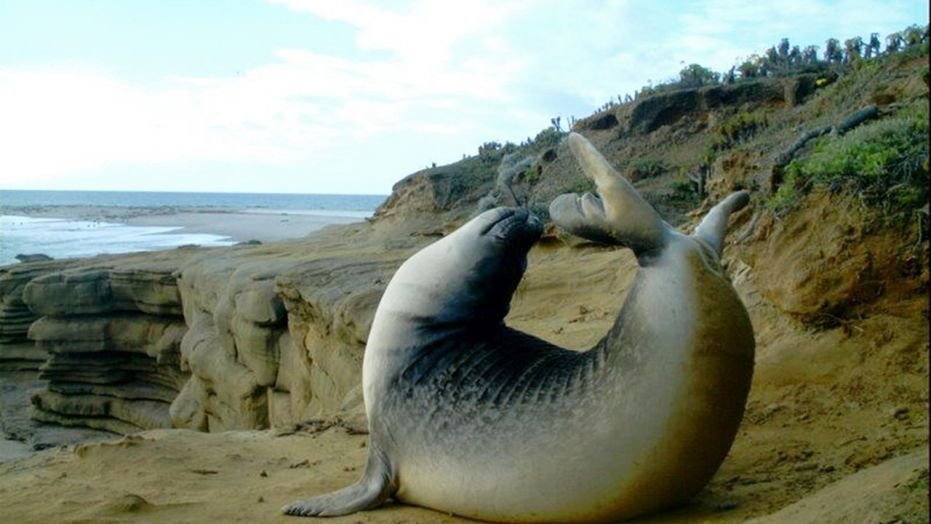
[692,191,751,255]
[283,447,395,518]
[550,133,669,256]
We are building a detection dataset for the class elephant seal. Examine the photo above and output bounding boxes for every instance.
[284,133,754,522]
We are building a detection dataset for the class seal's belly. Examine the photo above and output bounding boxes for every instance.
[379,326,751,522]
[385,366,694,522]
[395,446,641,522]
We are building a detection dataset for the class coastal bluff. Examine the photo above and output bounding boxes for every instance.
[0,228,424,436]
[1,51,928,522]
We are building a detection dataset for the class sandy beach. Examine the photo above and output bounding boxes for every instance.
[123,211,365,242]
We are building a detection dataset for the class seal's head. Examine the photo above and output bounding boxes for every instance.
[383,207,542,327]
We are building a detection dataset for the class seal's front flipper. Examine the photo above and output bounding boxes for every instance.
[283,448,394,518]
[692,191,750,256]
[550,133,669,257]
[549,191,617,245]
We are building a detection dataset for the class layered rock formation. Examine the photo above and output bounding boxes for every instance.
[1,226,422,436]
[168,229,416,433]
[0,261,71,372]
[22,258,191,434]
[169,252,292,432]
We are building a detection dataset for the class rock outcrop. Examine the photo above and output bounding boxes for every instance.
[0,261,73,372]
[21,257,191,434]
[169,251,292,432]
[168,229,416,433]
[580,78,794,137]
[2,226,422,437]
[373,161,496,230]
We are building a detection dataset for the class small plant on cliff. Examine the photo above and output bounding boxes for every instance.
[717,112,768,144]
[702,111,769,164]
[669,173,700,203]
[523,165,543,184]
[771,99,929,217]
[478,141,519,164]
[630,158,667,179]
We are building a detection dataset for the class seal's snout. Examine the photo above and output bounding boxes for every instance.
[478,207,525,232]
[476,207,543,247]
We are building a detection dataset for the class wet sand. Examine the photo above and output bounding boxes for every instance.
[123,211,364,242]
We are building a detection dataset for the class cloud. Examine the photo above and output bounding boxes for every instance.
[0,65,327,185]
[269,0,524,66]
[0,1,540,190]
[1,0,925,192]
[0,48,525,188]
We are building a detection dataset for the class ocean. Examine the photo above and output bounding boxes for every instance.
[0,190,387,266]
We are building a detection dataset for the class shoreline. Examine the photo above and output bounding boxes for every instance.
[121,210,366,242]
[2,204,371,242]
[0,206,373,265]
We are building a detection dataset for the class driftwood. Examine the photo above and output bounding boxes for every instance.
[835,105,879,134]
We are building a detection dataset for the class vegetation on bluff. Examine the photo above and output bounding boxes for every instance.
[772,98,929,220]
[385,22,928,239]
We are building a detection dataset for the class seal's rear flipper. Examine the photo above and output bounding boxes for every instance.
[283,448,394,518]
[550,133,669,257]
[692,191,751,256]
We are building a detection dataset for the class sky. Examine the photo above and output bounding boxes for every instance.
[0,1,927,195]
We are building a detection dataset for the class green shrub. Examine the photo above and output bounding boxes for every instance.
[630,158,666,178]
[523,166,541,184]
[770,99,929,216]
[670,175,698,201]
[768,176,804,213]
[717,112,768,144]
[703,111,769,164]
[532,127,564,149]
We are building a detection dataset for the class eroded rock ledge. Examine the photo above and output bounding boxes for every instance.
[0,222,425,436]
[0,261,68,373]
[169,234,412,433]
[22,261,189,434]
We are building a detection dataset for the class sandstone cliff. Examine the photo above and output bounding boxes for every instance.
[17,255,190,434]
[1,223,432,437]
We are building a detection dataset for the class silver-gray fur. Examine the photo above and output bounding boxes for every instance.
[283,132,755,522]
